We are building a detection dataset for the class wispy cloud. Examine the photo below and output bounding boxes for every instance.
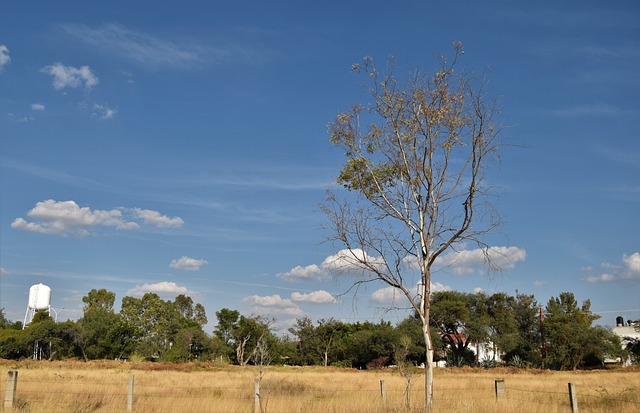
[59,23,265,70]
[92,103,117,119]
[552,104,623,117]
[0,45,9,71]
[1,160,117,193]
[31,103,46,111]
[583,252,640,283]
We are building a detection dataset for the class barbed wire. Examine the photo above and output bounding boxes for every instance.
[4,372,639,412]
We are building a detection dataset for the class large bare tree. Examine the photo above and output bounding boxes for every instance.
[323,44,501,411]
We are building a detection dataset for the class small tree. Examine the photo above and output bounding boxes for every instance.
[323,43,502,411]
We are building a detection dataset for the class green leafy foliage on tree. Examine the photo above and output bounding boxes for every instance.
[543,292,620,370]
[0,290,633,369]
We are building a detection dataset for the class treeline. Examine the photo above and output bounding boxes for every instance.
[0,289,638,370]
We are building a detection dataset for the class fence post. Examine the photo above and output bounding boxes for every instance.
[254,378,261,413]
[127,374,135,412]
[568,382,578,413]
[4,369,18,411]
[495,378,505,401]
[380,379,386,410]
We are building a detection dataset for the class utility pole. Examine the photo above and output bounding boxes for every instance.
[539,306,546,369]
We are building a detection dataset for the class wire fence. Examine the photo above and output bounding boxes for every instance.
[3,368,640,413]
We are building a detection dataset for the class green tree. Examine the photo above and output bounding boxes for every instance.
[0,308,22,330]
[76,289,125,360]
[31,311,53,324]
[82,288,116,312]
[121,293,174,359]
[504,292,541,367]
[625,321,640,364]
[396,312,436,366]
[288,316,316,365]
[344,321,399,369]
[544,292,603,370]
[213,308,241,361]
[288,317,346,366]
[430,291,489,366]
[233,315,273,366]
[121,293,209,361]
[484,292,518,363]
[323,45,502,411]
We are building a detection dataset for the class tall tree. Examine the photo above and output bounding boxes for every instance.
[323,44,501,410]
[484,292,518,362]
[213,308,241,361]
[505,291,541,366]
[544,292,602,370]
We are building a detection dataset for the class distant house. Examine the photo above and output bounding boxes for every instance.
[436,332,502,367]
[610,316,640,367]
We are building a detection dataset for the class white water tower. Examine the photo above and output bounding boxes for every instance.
[23,283,52,329]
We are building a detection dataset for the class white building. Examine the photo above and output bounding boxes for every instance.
[612,316,639,367]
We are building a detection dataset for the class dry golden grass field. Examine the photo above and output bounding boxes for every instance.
[1,360,638,413]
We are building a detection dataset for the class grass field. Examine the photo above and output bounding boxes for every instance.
[1,360,639,413]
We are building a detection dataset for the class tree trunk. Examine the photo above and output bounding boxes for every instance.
[424,324,434,412]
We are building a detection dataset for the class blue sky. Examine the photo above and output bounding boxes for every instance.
[1,0,639,332]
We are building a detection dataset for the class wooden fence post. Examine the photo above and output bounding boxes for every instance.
[568,382,578,413]
[127,374,135,412]
[4,369,18,411]
[380,379,386,410]
[254,378,261,413]
[495,378,505,401]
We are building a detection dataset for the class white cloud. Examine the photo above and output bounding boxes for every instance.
[585,252,640,283]
[533,280,547,287]
[241,294,305,320]
[133,208,184,228]
[370,286,400,305]
[584,274,616,283]
[31,103,45,111]
[623,253,640,275]
[242,294,297,308]
[169,256,208,271]
[431,282,451,293]
[279,249,384,283]
[277,264,327,282]
[435,246,527,275]
[41,62,99,90]
[0,45,9,71]
[11,199,138,237]
[370,281,451,305]
[127,281,191,296]
[93,103,117,119]
[11,200,185,237]
[0,267,7,276]
[321,248,384,274]
[290,290,335,304]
